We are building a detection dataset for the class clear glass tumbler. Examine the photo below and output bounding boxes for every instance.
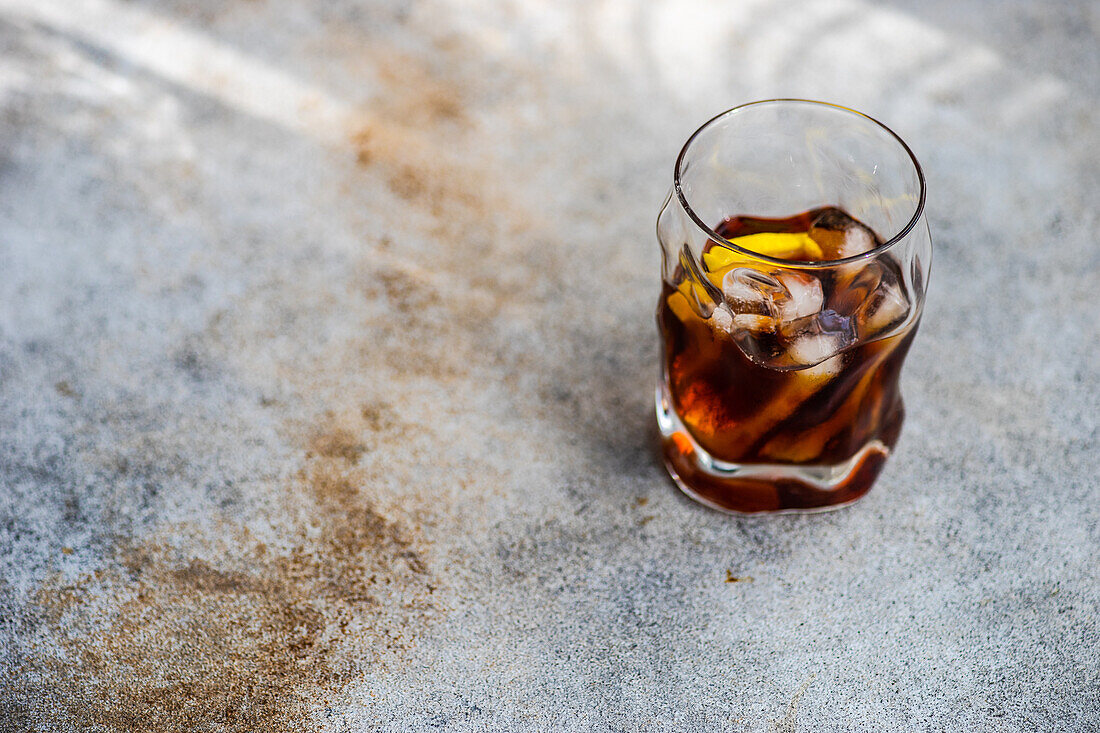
[655,100,931,514]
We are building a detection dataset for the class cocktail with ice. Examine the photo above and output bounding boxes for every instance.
[656,101,931,513]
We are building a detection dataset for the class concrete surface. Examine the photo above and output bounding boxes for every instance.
[1,0,1097,731]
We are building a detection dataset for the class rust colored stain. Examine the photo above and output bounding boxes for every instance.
[361,47,470,128]
[14,14,544,729]
[308,423,368,463]
[350,113,487,217]
[342,44,502,222]
[23,409,437,732]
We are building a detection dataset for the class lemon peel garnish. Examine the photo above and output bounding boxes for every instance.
[702,232,823,286]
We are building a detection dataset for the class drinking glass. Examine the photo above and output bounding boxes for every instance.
[655,99,931,513]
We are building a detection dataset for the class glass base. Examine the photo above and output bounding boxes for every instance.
[655,380,890,515]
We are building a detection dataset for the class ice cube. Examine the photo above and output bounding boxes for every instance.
[709,303,734,332]
[773,307,856,368]
[731,313,777,332]
[857,276,910,336]
[722,267,785,317]
[708,303,778,340]
[809,207,879,259]
[829,260,883,314]
[773,271,823,322]
[722,267,824,324]
[721,267,835,368]
[778,308,857,344]
[787,333,848,370]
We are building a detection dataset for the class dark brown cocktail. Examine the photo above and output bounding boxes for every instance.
[657,207,921,512]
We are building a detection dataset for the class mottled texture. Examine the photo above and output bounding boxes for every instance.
[0,0,1097,731]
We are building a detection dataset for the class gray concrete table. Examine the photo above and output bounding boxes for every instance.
[1,0,1097,730]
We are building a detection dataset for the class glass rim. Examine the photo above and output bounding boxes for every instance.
[673,98,927,269]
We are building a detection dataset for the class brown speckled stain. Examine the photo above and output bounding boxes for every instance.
[12,17,539,731]
[23,406,437,732]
